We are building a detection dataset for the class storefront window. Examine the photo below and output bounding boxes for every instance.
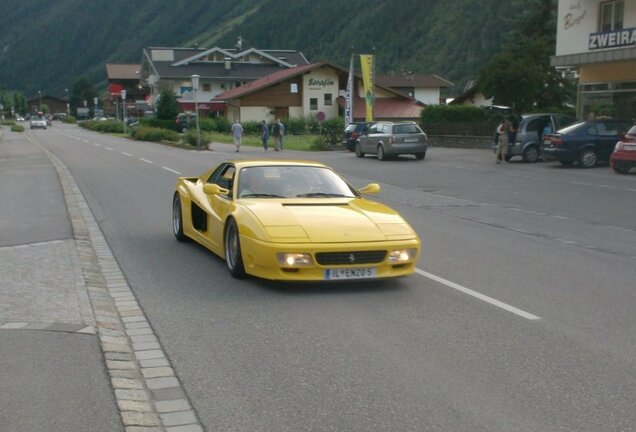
[579,86,636,120]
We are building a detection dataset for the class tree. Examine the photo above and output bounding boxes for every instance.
[477,0,574,112]
[155,89,180,120]
[70,77,97,115]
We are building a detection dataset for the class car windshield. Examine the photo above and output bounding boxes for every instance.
[345,124,358,132]
[626,125,636,136]
[237,166,356,199]
[393,124,422,134]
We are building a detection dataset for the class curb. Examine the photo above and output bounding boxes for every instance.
[26,135,205,432]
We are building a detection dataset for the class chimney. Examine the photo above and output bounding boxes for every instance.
[224,57,232,70]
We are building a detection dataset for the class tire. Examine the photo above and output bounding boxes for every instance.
[355,142,365,158]
[522,146,539,163]
[172,193,188,242]
[415,152,426,160]
[613,162,631,174]
[224,218,246,278]
[504,154,511,162]
[377,144,387,161]
[578,149,598,168]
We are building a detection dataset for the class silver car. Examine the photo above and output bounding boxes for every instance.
[355,121,427,161]
[29,115,47,129]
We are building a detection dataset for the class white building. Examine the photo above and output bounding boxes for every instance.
[552,0,636,119]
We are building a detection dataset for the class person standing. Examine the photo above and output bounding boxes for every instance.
[260,120,269,151]
[231,119,243,153]
[272,118,285,151]
[496,118,509,164]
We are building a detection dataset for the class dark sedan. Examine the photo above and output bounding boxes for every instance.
[542,118,632,168]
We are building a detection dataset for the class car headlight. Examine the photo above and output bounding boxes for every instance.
[387,248,417,262]
[276,253,313,267]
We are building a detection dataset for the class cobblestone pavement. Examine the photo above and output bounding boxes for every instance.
[1,130,204,432]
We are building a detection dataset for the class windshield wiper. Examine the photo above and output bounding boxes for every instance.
[240,193,285,198]
[296,192,350,198]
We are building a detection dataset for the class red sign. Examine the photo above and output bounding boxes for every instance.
[109,83,123,96]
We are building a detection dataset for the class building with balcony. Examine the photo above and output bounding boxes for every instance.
[552,0,636,119]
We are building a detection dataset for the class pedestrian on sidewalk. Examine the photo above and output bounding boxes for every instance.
[272,118,285,151]
[232,119,244,153]
[261,120,269,151]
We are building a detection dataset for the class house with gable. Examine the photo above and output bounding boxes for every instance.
[138,44,310,115]
[211,61,424,123]
[376,73,454,105]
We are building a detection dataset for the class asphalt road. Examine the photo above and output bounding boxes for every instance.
[27,123,636,431]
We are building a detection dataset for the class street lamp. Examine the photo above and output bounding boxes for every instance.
[65,89,69,116]
[94,97,98,118]
[191,74,201,150]
[37,90,42,112]
[121,90,127,135]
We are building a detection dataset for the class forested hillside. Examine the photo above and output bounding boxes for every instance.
[0,0,525,98]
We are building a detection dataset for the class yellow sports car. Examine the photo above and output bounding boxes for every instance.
[172,160,420,281]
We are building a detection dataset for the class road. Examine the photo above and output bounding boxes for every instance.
[20,123,636,431]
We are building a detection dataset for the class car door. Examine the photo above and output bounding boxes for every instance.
[203,164,235,253]
[596,121,623,160]
[361,124,379,153]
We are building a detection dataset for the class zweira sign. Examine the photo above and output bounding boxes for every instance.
[589,27,636,50]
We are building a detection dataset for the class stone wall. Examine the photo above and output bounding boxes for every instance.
[427,135,493,149]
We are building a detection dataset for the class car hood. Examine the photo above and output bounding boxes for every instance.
[242,198,416,242]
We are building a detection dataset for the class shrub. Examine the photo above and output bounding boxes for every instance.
[1,119,16,126]
[79,120,124,133]
[286,117,307,135]
[241,120,261,136]
[131,126,180,142]
[200,117,231,133]
[62,116,76,124]
[310,135,332,151]
[140,118,174,130]
[11,124,24,132]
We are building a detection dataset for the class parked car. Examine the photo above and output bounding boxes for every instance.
[492,113,576,163]
[15,115,25,122]
[343,122,373,151]
[355,121,427,161]
[610,124,636,174]
[542,118,633,168]
[29,115,47,129]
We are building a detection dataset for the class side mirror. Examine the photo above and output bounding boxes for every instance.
[203,184,229,195]
[358,183,381,195]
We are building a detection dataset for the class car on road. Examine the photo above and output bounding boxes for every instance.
[542,118,632,168]
[172,160,420,281]
[15,115,25,122]
[501,113,576,163]
[610,124,636,174]
[29,115,47,129]
[355,121,427,161]
[343,122,373,151]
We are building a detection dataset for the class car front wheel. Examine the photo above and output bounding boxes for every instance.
[579,149,598,168]
[225,218,246,278]
[172,193,188,242]
[415,152,426,160]
[355,142,365,158]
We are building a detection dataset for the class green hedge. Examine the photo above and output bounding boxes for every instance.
[79,120,124,133]
[11,124,24,132]
[131,126,180,142]
[62,116,76,124]
[421,105,488,123]
[1,120,16,126]
[140,118,174,130]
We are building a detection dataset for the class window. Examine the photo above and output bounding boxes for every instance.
[290,83,298,93]
[600,1,624,32]
[202,84,211,92]
[310,98,318,110]
[324,93,332,106]
[207,164,235,193]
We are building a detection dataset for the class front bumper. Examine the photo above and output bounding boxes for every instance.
[240,235,421,281]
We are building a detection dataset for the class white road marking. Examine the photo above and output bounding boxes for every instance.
[121,152,133,157]
[140,158,153,164]
[415,268,541,320]
[93,143,101,147]
[105,147,114,151]
[570,180,636,193]
[83,140,90,144]
[162,167,181,174]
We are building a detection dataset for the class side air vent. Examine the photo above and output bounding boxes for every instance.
[191,202,207,232]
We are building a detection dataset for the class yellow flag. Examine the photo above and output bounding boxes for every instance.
[360,54,375,122]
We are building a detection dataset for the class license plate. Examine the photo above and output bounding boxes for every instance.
[324,267,376,280]
[404,138,419,143]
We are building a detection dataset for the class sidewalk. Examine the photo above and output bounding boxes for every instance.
[0,128,203,432]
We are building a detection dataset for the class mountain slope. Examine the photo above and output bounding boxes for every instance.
[0,0,524,98]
